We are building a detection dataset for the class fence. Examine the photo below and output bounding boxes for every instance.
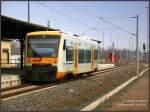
[1,59,25,68]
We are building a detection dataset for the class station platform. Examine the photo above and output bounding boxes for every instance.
[98,64,115,70]
[1,74,22,89]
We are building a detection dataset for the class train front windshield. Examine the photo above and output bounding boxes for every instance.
[27,35,59,58]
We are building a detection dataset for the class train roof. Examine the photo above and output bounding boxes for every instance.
[27,31,101,44]
[62,32,101,44]
[27,31,62,36]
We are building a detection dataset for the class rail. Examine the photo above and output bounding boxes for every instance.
[1,64,135,100]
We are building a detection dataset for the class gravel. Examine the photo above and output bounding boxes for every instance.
[1,63,146,111]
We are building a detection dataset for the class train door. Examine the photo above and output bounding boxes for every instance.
[91,47,94,70]
[74,46,78,74]
[66,46,74,72]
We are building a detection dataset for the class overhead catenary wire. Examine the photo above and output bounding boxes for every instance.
[90,28,119,30]
[104,33,144,52]
[105,33,143,47]
[97,17,137,19]
[51,2,138,38]
[65,2,100,18]
[37,2,92,29]
[99,17,136,36]
[66,3,139,41]
[104,34,130,48]
[66,2,142,20]
[37,2,144,52]
[65,3,139,44]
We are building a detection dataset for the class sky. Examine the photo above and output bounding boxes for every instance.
[2,1,149,51]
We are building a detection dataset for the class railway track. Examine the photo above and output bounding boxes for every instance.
[1,64,135,100]
[1,83,33,92]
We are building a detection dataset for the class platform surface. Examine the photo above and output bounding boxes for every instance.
[98,64,115,70]
[1,74,21,89]
[95,70,148,111]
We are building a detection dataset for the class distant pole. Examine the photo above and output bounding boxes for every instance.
[112,41,115,63]
[136,15,139,76]
[111,35,112,45]
[111,35,114,62]
[132,40,134,60]
[28,0,30,22]
[102,30,104,59]
[103,30,104,50]
[146,7,149,63]
[47,20,50,30]
[116,37,119,61]
[98,43,100,63]
[129,37,130,60]
[81,33,85,36]
[117,37,118,51]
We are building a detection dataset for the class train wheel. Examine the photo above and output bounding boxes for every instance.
[21,69,30,83]
[67,73,74,80]
[73,73,79,78]
[95,68,98,71]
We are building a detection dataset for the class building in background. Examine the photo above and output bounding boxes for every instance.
[1,39,22,68]
[1,39,12,68]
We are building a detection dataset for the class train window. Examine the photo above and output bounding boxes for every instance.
[94,50,98,60]
[78,50,83,63]
[27,35,59,58]
[78,50,91,63]
[86,50,91,63]
[66,47,73,61]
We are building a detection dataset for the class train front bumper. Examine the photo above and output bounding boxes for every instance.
[25,64,58,81]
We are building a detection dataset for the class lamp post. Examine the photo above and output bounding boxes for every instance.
[136,15,139,76]
[146,7,149,63]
